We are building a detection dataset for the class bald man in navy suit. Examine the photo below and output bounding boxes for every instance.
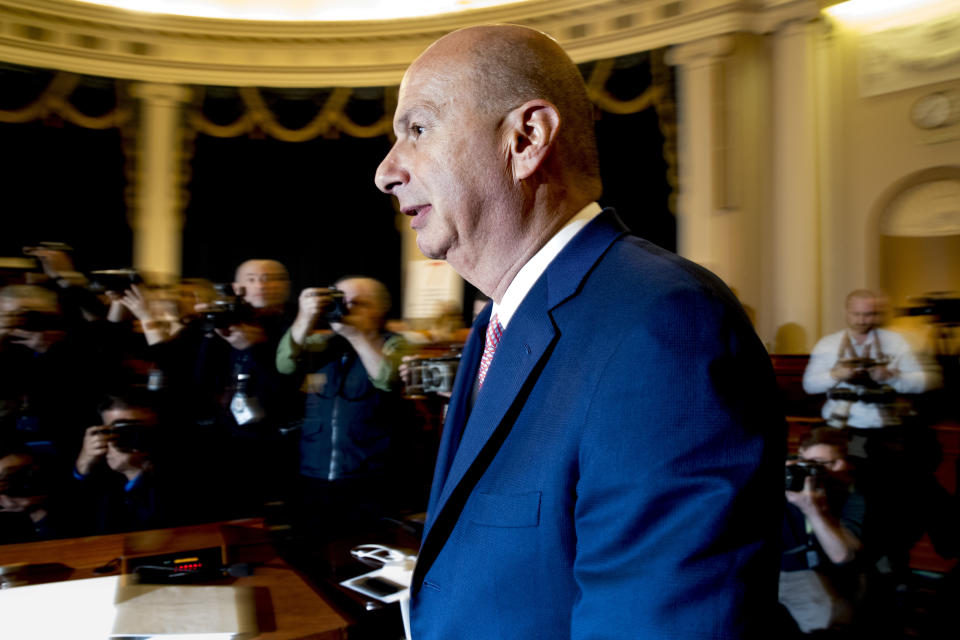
[376,24,784,640]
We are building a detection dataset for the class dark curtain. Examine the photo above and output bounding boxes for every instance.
[182,86,401,304]
[182,133,400,303]
[590,52,675,252]
[0,54,675,304]
[0,67,129,273]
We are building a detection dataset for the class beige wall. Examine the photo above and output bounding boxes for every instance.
[699,13,960,352]
[880,235,960,310]
[819,21,960,338]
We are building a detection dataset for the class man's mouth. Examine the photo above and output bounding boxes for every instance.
[402,204,431,228]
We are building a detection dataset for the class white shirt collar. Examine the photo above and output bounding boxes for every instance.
[491,202,602,329]
[847,329,876,351]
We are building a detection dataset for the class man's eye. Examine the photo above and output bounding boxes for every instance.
[411,124,425,136]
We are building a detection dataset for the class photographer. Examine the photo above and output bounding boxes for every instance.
[276,277,413,558]
[0,284,102,457]
[803,290,937,443]
[148,259,298,517]
[781,428,865,634]
[70,391,205,535]
[21,242,108,326]
[805,291,960,603]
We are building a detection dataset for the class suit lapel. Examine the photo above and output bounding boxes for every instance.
[424,307,489,519]
[430,284,557,521]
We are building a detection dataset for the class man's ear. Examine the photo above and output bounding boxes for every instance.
[506,99,560,181]
[232,283,244,297]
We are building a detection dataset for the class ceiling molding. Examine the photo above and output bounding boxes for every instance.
[0,0,822,86]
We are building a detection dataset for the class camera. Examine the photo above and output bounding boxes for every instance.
[902,293,960,325]
[88,268,143,295]
[404,353,461,396]
[317,287,348,323]
[105,420,157,453]
[826,384,896,405]
[825,379,897,427]
[202,283,253,334]
[784,459,827,492]
[834,356,886,386]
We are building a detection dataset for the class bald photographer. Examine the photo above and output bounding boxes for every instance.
[276,277,414,564]
[803,290,937,451]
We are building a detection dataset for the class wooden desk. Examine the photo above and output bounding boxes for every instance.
[0,519,351,639]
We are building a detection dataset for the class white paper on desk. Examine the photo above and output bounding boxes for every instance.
[112,583,258,638]
[0,576,258,639]
[0,575,119,640]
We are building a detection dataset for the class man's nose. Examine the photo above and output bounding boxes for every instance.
[375,145,407,194]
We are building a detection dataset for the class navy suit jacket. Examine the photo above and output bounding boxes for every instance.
[410,210,784,639]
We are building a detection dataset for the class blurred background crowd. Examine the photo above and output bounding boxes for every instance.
[0,243,449,560]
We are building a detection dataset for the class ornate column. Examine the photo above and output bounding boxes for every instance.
[666,36,735,276]
[769,19,820,353]
[129,82,191,280]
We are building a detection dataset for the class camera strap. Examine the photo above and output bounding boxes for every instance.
[837,330,886,363]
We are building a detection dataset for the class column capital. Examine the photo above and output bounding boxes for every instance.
[665,35,736,68]
[754,0,823,35]
[772,16,818,38]
[130,82,191,107]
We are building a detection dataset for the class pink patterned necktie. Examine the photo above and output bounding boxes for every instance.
[477,314,503,389]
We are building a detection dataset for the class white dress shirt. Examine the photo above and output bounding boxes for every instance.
[491,201,602,330]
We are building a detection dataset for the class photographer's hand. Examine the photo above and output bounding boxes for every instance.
[216,323,266,351]
[290,288,330,346]
[786,476,861,564]
[118,284,152,322]
[118,285,176,345]
[76,426,111,476]
[830,364,856,382]
[868,364,897,383]
[31,247,85,288]
[785,476,827,516]
[105,291,129,324]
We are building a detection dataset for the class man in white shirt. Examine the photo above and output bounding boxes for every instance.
[803,289,936,431]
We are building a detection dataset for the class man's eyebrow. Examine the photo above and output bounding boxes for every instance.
[394,102,440,131]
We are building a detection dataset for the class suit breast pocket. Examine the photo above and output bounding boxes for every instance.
[470,490,541,528]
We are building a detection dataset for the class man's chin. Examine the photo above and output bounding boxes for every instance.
[415,237,446,261]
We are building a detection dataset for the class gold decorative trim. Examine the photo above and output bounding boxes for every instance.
[187,85,397,140]
[651,49,678,215]
[0,69,131,127]
[586,58,661,115]
[0,0,822,87]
